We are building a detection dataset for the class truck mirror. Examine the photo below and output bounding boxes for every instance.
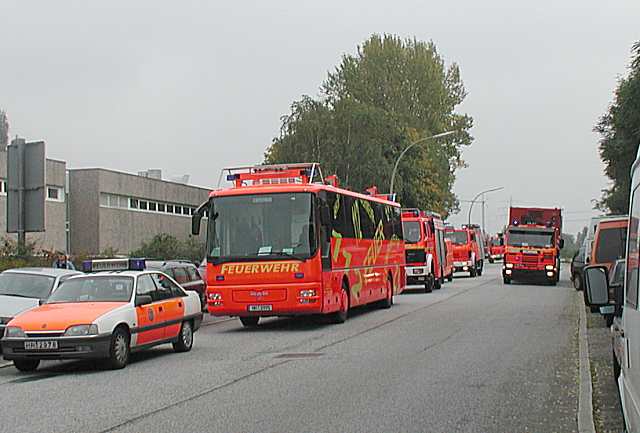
[192,200,210,236]
[584,266,610,307]
[559,238,565,249]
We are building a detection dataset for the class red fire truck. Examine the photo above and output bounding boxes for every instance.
[488,233,505,263]
[445,225,485,277]
[502,207,564,285]
[401,209,451,292]
[191,163,406,328]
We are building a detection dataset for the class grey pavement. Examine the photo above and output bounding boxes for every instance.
[0,264,580,433]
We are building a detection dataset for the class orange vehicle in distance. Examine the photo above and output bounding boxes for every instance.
[445,225,485,277]
[191,163,406,328]
[488,233,505,263]
[401,209,452,292]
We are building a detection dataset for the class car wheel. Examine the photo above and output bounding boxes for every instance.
[239,317,260,328]
[330,284,349,323]
[14,359,40,372]
[106,327,130,370]
[173,321,194,353]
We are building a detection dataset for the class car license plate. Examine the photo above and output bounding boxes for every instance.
[24,340,58,350]
[248,304,272,312]
[413,269,422,275]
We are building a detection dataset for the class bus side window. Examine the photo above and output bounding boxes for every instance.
[626,185,640,308]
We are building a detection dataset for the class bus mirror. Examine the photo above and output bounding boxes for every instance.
[192,212,202,236]
[559,238,565,249]
[320,205,331,226]
[584,265,609,307]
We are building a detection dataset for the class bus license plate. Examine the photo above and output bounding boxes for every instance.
[24,340,58,350]
[248,305,272,312]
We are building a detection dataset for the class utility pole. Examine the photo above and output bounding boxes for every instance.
[481,194,486,234]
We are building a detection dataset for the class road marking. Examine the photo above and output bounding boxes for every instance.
[577,297,596,433]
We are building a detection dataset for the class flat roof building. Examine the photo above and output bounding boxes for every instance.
[68,168,210,255]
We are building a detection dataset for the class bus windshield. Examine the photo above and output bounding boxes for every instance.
[402,221,421,243]
[445,231,468,245]
[507,229,554,248]
[207,192,316,263]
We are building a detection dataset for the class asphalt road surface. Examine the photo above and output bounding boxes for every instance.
[0,264,580,433]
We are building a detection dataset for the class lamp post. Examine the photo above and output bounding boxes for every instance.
[467,187,504,227]
[389,131,456,197]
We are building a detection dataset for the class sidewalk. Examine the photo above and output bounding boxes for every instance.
[586,308,624,433]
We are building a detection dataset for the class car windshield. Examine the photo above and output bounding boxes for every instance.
[446,231,468,245]
[0,273,56,300]
[402,221,421,243]
[507,229,554,248]
[490,239,502,247]
[595,227,627,263]
[47,276,134,303]
[207,192,316,263]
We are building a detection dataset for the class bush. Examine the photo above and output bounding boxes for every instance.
[130,234,205,264]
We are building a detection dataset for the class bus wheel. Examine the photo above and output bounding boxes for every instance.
[380,279,393,309]
[330,285,349,323]
[434,276,442,290]
[240,317,260,328]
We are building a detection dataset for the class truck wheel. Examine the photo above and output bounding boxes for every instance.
[434,275,442,290]
[489,258,494,264]
[503,276,511,284]
[605,314,614,327]
[14,359,40,372]
[470,267,477,278]
[424,275,434,293]
[573,275,582,291]
[447,273,453,282]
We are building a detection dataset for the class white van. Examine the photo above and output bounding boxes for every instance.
[584,146,640,430]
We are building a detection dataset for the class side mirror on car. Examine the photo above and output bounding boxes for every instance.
[583,265,610,307]
[135,294,153,307]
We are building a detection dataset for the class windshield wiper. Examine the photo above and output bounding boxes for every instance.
[270,251,306,261]
[0,293,34,299]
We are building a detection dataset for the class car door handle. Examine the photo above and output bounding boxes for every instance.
[158,306,164,312]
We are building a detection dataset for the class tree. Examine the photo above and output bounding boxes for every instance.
[0,110,8,149]
[265,34,473,216]
[595,41,640,213]
[130,234,204,263]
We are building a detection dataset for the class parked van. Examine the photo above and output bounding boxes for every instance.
[584,147,640,430]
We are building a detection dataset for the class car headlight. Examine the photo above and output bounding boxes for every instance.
[64,324,99,337]
[4,326,26,338]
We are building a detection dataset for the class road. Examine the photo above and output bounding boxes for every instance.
[0,264,580,433]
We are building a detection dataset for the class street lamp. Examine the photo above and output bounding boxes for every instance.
[467,187,504,227]
[389,131,456,197]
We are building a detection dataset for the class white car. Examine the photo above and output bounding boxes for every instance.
[1,259,203,372]
[0,268,81,336]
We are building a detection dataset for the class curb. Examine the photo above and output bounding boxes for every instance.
[578,300,597,433]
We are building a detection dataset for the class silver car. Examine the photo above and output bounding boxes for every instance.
[0,268,82,335]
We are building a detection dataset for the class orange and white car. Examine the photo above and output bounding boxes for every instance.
[1,259,202,372]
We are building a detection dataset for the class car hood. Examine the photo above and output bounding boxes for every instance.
[0,295,39,319]
[9,302,127,331]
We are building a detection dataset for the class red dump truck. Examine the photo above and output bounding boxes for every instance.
[502,207,564,285]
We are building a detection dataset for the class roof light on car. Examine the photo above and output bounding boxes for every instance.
[83,258,146,273]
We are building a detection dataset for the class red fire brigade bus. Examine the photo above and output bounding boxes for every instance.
[401,209,451,292]
[191,163,406,328]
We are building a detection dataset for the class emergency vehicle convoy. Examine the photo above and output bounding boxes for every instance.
[1,259,203,372]
[445,225,485,277]
[401,209,452,292]
[502,207,564,285]
[191,163,406,328]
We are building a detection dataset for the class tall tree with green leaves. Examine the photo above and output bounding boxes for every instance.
[0,110,8,149]
[595,41,640,213]
[265,34,473,216]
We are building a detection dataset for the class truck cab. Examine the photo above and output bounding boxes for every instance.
[488,234,505,263]
[445,226,484,277]
[401,209,449,292]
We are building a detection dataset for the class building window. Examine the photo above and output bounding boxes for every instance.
[175,206,182,215]
[130,198,139,209]
[0,179,6,195]
[167,204,174,213]
[140,200,148,211]
[158,203,166,212]
[47,186,64,202]
[149,202,157,212]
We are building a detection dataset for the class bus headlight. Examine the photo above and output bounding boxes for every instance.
[299,290,316,298]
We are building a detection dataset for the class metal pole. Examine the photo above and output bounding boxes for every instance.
[467,187,504,227]
[16,139,25,255]
[389,131,455,196]
[481,195,485,233]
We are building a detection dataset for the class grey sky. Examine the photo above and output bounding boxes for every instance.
[2,0,638,236]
